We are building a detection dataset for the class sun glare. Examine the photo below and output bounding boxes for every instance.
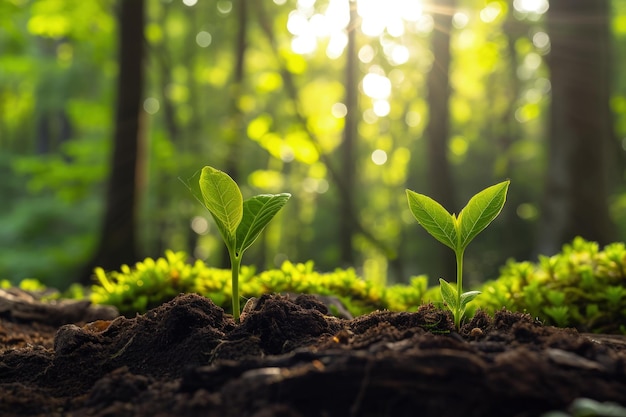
[283,0,437,119]
[479,2,502,23]
[513,0,549,14]
[362,71,391,100]
[286,0,424,56]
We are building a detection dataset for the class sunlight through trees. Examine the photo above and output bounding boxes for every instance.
[1,0,625,290]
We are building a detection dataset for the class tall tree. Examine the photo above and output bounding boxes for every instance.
[81,0,145,281]
[537,0,616,254]
[420,0,457,280]
[338,4,359,265]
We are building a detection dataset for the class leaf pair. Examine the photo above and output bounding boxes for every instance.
[406,180,510,328]
[184,166,290,321]
[438,279,481,322]
[187,166,291,259]
[406,180,510,254]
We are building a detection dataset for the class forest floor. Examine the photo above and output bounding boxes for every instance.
[2,293,626,417]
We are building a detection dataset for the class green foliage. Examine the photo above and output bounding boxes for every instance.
[0,151,100,287]
[185,166,290,321]
[480,237,626,333]
[406,180,510,328]
[0,0,114,287]
[90,250,249,315]
[11,234,626,335]
[89,251,430,317]
[0,277,47,293]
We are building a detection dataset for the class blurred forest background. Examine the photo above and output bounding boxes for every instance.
[1,0,626,290]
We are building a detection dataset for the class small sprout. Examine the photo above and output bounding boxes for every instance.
[406,180,510,329]
[185,166,290,321]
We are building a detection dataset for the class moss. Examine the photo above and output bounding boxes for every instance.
[9,236,626,333]
[88,252,430,317]
[478,237,626,333]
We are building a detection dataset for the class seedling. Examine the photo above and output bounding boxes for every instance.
[406,180,510,329]
[185,166,290,321]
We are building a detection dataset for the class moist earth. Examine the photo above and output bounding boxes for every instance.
[1,293,626,417]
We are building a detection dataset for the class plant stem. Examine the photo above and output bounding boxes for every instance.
[455,248,465,329]
[230,253,242,322]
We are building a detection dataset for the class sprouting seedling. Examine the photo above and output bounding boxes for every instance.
[406,180,510,329]
[184,166,290,321]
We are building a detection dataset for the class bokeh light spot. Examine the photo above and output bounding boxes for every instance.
[389,45,409,65]
[331,102,348,118]
[362,72,391,99]
[373,100,390,117]
[358,45,375,63]
[450,136,468,157]
[480,2,502,23]
[532,31,550,50]
[517,203,538,220]
[143,97,160,114]
[217,0,232,14]
[452,12,469,29]
[196,31,212,47]
[191,216,209,235]
[405,111,421,127]
[514,0,549,14]
[371,149,388,165]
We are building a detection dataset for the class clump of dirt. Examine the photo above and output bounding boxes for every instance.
[1,293,626,417]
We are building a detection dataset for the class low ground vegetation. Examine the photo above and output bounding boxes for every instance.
[5,236,626,334]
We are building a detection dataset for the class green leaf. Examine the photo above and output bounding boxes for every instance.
[406,190,457,251]
[459,290,481,310]
[439,278,458,310]
[457,180,510,250]
[198,166,243,247]
[235,193,291,256]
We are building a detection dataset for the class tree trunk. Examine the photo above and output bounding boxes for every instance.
[338,4,358,266]
[80,0,145,282]
[537,0,615,255]
[424,0,456,281]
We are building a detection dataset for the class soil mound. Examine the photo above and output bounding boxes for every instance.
[1,293,625,417]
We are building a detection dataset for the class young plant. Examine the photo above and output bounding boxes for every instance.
[406,180,510,329]
[185,166,290,321]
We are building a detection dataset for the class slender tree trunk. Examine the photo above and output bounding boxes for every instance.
[338,4,358,265]
[80,0,144,282]
[537,0,615,255]
[424,0,456,281]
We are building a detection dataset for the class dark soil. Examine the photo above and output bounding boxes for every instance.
[2,293,626,417]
